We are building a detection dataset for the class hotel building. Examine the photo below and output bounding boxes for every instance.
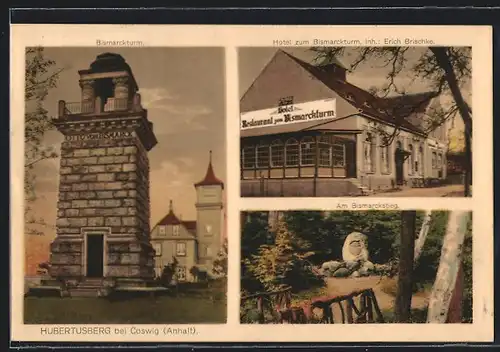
[240,50,448,197]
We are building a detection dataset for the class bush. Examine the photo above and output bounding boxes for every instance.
[245,217,323,293]
[159,257,179,287]
[212,239,228,278]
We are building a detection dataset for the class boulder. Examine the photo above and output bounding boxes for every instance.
[332,268,350,278]
[324,270,332,278]
[362,261,375,271]
[345,260,361,271]
[351,270,360,278]
[342,232,370,262]
[321,260,343,273]
[358,267,370,277]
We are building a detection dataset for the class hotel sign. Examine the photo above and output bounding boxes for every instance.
[240,97,337,130]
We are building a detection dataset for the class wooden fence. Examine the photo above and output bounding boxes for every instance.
[241,288,292,324]
[308,288,384,324]
[241,287,384,324]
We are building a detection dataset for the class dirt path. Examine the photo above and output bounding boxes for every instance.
[368,184,466,197]
[326,276,429,316]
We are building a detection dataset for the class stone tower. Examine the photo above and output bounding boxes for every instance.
[49,53,157,289]
[194,151,224,271]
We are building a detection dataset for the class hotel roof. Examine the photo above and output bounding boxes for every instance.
[240,50,436,138]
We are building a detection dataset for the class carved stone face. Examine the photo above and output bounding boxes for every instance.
[349,240,363,256]
[342,232,369,262]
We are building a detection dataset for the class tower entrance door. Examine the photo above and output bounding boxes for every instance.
[86,234,104,278]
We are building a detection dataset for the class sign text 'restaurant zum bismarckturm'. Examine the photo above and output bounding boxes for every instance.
[240,98,337,130]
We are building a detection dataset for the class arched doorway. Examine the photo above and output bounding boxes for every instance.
[395,141,404,186]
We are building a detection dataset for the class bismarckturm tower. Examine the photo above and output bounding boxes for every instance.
[48,53,158,295]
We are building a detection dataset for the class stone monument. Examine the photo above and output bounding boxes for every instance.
[45,53,158,295]
[342,232,369,262]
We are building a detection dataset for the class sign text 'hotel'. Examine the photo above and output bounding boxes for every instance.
[240,98,337,130]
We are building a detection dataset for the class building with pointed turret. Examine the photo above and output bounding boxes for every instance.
[150,151,225,281]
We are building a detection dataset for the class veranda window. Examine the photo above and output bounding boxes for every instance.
[300,136,315,166]
[270,140,284,167]
[333,144,346,167]
[318,136,331,167]
[256,142,270,168]
[242,145,255,169]
[285,138,299,166]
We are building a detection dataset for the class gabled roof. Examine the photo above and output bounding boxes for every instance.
[277,50,436,135]
[194,151,224,189]
[182,221,197,233]
[314,55,348,70]
[156,209,181,226]
[154,200,196,235]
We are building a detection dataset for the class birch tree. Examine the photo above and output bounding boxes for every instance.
[426,211,471,323]
[414,210,433,263]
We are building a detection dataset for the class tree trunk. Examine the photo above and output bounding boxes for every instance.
[268,211,284,233]
[394,211,417,323]
[430,47,473,197]
[427,211,470,323]
[463,128,472,197]
[414,211,433,263]
[446,262,464,323]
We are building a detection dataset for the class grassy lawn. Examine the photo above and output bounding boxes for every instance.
[25,283,226,324]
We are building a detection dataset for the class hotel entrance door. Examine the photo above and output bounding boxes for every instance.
[395,142,405,186]
[86,234,104,278]
[395,154,404,186]
[394,141,412,186]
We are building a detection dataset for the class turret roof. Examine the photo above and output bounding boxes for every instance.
[194,151,224,189]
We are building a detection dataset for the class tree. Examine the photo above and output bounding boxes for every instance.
[311,47,472,196]
[189,266,201,282]
[212,238,228,278]
[245,215,320,293]
[414,210,433,263]
[394,210,417,323]
[25,47,63,235]
[241,211,272,293]
[413,211,449,285]
[427,211,471,323]
[284,211,331,264]
[159,257,179,287]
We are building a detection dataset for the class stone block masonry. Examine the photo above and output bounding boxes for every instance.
[50,133,155,279]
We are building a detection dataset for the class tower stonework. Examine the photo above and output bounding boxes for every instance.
[49,53,157,288]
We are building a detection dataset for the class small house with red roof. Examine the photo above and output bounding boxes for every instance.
[150,152,224,281]
[240,50,448,197]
